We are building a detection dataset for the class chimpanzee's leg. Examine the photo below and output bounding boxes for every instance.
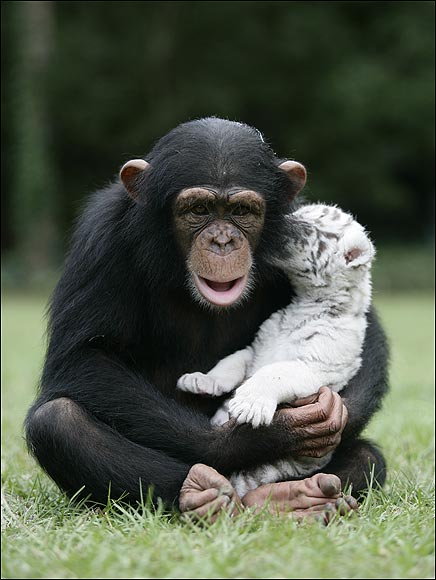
[322,438,387,497]
[25,397,190,506]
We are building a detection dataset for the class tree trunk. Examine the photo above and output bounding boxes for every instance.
[10,0,58,283]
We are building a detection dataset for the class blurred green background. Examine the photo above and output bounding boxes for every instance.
[1,0,435,291]
[1,6,434,577]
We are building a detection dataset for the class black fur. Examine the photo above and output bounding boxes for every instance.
[25,118,389,507]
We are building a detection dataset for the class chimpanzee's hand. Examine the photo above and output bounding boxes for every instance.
[274,387,348,458]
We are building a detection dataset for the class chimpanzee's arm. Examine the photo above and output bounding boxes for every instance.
[40,347,310,475]
[340,306,389,441]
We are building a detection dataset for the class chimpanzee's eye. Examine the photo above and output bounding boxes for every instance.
[191,204,210,216]
[232,204,251,217]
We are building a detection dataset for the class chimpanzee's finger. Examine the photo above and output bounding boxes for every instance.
[182,494,231,521]
[291,393,319,407]
[341,402,348,431]
[278,387,339,430]
[292,393,344,442]
[343,495,359,511]
[179,488,220,512]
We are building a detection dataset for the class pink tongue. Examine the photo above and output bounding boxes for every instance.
[207,280,234,292]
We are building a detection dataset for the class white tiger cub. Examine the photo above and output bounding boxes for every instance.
[177,204,375,496]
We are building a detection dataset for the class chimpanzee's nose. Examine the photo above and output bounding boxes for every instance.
[207,224,243,256]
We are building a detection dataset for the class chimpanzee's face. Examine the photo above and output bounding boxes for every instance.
[118,119,307,309]
[172,186,266,308]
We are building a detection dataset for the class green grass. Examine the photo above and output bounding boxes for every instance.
[1,291,435,579]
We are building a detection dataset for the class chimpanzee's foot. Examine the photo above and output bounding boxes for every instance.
[179,464,243,522]
[242,473,358,522]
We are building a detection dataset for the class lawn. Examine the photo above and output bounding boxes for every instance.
[1,290,435,579]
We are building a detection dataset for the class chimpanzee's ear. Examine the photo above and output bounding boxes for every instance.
[120,159,151,200]
[278,160,307,200]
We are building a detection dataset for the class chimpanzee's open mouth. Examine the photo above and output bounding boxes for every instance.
[193,273,248,306]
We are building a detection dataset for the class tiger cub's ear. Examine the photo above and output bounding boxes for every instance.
[340,226,375,268]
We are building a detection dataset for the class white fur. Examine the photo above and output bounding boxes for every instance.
[177,204,375,496]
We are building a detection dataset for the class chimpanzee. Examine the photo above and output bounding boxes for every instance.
[25,117,389,520]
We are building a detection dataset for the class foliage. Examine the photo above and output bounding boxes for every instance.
[371,243,434,292]
[1,291,434,578]
[1,1,435,277]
